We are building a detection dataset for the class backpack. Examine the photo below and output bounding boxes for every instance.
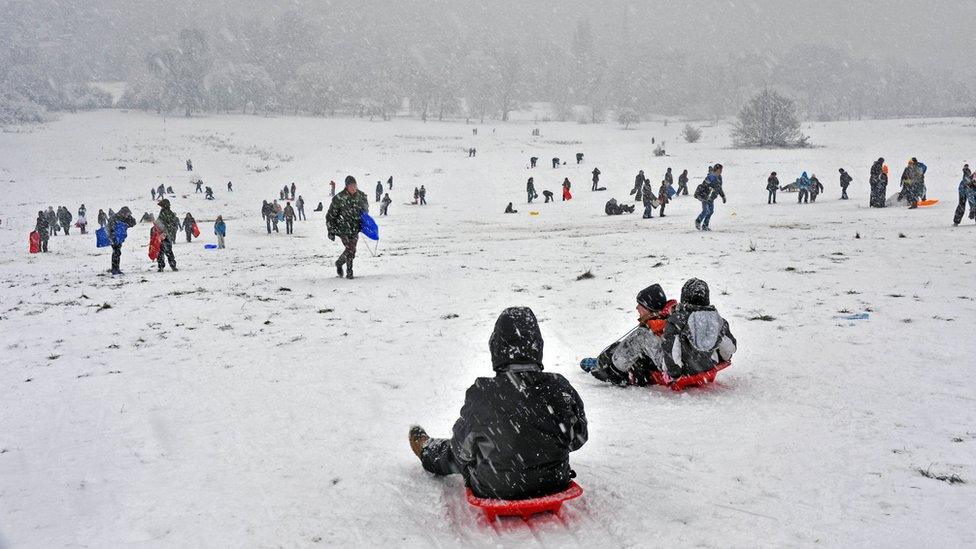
[693,182,710,201]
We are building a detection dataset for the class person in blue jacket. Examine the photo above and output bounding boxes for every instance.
[106,207,136,275]
[214,215,226,249]
[796,172,812,204]
[694,164,727,231]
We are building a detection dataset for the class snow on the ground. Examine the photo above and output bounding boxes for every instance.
[0,111,974,548]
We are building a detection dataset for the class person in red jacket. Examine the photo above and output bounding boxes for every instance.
[562,178,573,201]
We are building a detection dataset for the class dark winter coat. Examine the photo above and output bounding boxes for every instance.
[592,168,601,182]
[662,303,736,379]
[107,210,137,245]
[840,171,853,188]
[58,208,72,228]
[35,215,50,238]
[284,204,296,220]
[447,307,587,499]
[658,182,670,205]
[97,211,108,226]
[767,175,780,191]
[678,172,689,187]
[665,170,673,186]
[156,207,180,241]
[326,189,369,237]
[641,181,655,206]
[182,214,196,232]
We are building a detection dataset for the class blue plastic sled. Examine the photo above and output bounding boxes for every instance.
[113,221,129,244]
[667,185,676,198]
[204,244,218,249]
[360,212,379,241]
[95,227,110,248]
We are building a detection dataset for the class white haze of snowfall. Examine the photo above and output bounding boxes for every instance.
[0,110,975,547]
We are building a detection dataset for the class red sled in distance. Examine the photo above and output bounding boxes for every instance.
[466,481,583,522]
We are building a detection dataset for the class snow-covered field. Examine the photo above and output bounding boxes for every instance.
[1,111,974,548]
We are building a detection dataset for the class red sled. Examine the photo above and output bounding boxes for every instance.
[657,361,732,392]
[29,231,41,254]
[148,227,163,260]
[466,481,583,522]
[191,222,201,238]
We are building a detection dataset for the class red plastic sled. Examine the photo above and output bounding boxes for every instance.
[191,222,201,238]
[917,199,939,207]
[668,361,731,392]
[148,227,163,260]
[466,481,583,522]
[29,231,40,254]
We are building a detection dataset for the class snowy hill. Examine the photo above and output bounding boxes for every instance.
[0,111,974,547]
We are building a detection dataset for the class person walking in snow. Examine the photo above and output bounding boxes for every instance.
[530,156,538,169]
[580,284,676,386]
[796,172,812,204]
[327,175,369,279]
[195,180,203,193]
[227,181,233,192]
[375,181,384,203]
[632,170,646,201]
[869,158,885,207]
[387,176,394,191]
[527,177,537,203]
[154,199,179,272]
[181,212,196,243]
[839,168,853,200]
[694,164,726,231]
[408,307,587,500]
[676,169,690,196]
[296,195,306,221]
[34,211,50,252]
[151,188,157,201]
[380,193,392,216]
[562,178,572,201]
[97,209,108,228]
[58,206,73,235]
[214,215,226,249]
[290,182,297,200]
[576,152,584,164]
[954,164,975,226]
[186,159,193,172]
[330,180,337,197]
[272,200,282,232]
[657,179,670,217]
[157,184,166,198]
[413,187,420,205]
[664,167,674,192]
[261,200,273,234]
[419,185,427,205]
[767,172,780,204]
[106,207,136,275]
[641,178,657,218]
[591,167,601,191]
[809,174,824,202]
[77,205,88,234]
[284,201,296,234]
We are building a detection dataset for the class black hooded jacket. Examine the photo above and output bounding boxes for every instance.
[662,279,737,379]
[448,307,588,499]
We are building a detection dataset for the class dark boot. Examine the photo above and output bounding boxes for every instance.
[409,426,429,458]
[346,259,354,279]
[335,258,344,278]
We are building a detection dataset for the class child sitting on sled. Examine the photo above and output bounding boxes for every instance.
[409,307,588,500]
[580,284,676,386]
[661,278,737,382]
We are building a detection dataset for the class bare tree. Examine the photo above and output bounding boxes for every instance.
[682,123,702,143]
[731,89,809,148]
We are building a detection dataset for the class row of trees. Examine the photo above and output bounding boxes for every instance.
[4,2,976,126]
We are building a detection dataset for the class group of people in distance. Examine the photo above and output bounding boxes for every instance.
[408,278,735,501]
